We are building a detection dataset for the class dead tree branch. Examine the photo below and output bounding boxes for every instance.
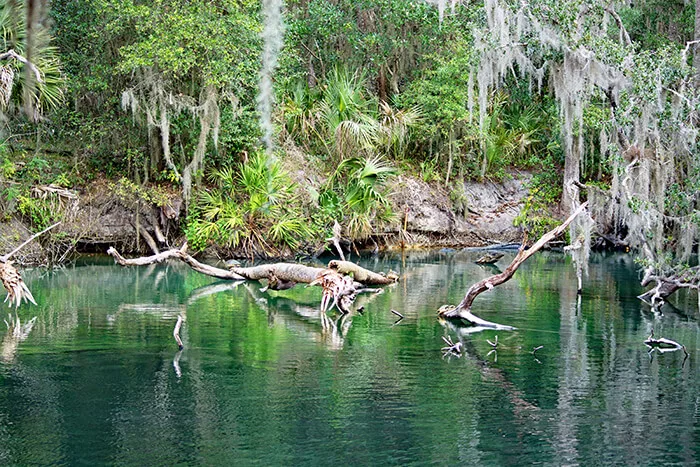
[638,266,700,306]
[0,222,61,308]
[0,222,61,263]
[107,245,183,267]
[438,202,589,326]
[173,315,184,350]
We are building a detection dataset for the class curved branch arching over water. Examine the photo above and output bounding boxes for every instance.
[438,202,589,328]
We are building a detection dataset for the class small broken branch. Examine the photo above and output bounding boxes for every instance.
[439,202,589,326]
[0,49,42,84]
[326,220,346,261]
[391,309,404,319]
[441,335,462,355]
[644,330,686,354]
[487,335,498,348]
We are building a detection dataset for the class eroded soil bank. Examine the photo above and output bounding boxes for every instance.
[0,172,534,265]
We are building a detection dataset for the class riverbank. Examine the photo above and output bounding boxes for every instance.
[0,171,538,266]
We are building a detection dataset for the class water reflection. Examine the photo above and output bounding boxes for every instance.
[1,314,37,362]
[0,252,698,464]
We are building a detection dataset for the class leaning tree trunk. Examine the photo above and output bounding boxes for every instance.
[439,202,589,326]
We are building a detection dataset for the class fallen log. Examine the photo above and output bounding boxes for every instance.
[106,244,397,315]
[328,260,397,285]
[230,263,325,284]
[439,202,589,326]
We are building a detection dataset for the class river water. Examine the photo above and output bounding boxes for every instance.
[0,250,698,465]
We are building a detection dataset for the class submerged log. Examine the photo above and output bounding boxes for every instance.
[475,252,504,265]
[439,202,589,326]
[644,329,685,351]
[107,245,397,315]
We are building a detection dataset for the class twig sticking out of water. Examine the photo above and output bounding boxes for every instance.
[486,348,497,362]
[529,345,544,364]
[441,335,462,356]
[644,330,689,366]
[487,335,498,348]
[391,309,404,319]
[173,315,184,350]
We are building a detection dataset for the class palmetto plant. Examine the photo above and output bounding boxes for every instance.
[0,1,64,118]
[318,67,379,159]
[330,155,397,240]
[188,152,311,257]
[377,100,421,159]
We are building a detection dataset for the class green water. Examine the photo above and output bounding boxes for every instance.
[0,251,698,465]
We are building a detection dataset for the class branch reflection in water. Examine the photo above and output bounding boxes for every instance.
[1,314,37,362]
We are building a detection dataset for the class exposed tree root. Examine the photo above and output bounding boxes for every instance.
[438,202,589,326]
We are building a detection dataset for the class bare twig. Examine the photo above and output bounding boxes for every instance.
[391,309,404,319]
[487,335,498,348]
[0,49,42,83]
[441,335,462,355]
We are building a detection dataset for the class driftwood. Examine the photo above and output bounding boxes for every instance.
[173,315,184,350]
[644,329,686,352]
[107,246,183,267]
[107,244,397,315]
[475,252,504,265]
[638,266,700,306]
[439,202,589,326]
[328,260,398,285]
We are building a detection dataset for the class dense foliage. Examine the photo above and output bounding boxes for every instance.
[0,0,697,265]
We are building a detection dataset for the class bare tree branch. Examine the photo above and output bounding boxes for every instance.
[438,202,589,326]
